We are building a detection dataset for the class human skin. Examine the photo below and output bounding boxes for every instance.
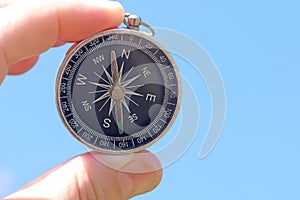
[0,0,162,199]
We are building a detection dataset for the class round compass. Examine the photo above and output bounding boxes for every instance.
[56,16,181,153]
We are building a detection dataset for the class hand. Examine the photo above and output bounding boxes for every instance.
[0,0,162,199]
[6,151,162,200]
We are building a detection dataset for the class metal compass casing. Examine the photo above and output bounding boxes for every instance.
[55,14,181,153]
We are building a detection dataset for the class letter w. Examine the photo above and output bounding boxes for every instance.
[93,54,105,65]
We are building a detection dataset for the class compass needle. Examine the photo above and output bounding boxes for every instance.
[115,100,124,134]
[111,50,119,84]
[110,51,124,134]
[56,15,180,153]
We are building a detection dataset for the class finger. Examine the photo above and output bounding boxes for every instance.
[0,0,124,82]
[6,151,162,200]
[8,56,39,75]
[0,0,14,8]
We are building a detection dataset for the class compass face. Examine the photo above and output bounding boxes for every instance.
[56,29,181,153]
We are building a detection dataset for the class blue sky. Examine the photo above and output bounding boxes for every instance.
[1,0,300,199]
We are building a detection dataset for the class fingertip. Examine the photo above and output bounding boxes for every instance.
[8,56,39,75]
[91,150,162,173]
[0,0,125,67]
[122,150,162,173]
[55,0,125,42]
[104,1,125,23]
[90,150,162,198]
[118,167,162,198]
[83,151,163,199]
[116,151,163,198]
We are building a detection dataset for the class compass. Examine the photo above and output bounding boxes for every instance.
[56,14,181,153]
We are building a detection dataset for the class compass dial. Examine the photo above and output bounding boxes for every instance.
[56,29,181,153]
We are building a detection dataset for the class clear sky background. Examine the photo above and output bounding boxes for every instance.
[1,0,300,199]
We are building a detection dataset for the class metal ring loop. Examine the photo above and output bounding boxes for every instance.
[122,13,131,26]
[140,21,155,36]
[123,13,155,37]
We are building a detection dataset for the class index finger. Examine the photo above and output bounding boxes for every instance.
[0,0,124,82]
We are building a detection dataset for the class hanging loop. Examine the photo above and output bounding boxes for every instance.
[123,13,155,36]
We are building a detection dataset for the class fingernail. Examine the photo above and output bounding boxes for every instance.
[91,152,136,171]
[90,151,161,173]
[120,159,148,173]
[121,153,162,173]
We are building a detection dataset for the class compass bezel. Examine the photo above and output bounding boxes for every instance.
[55,29,181,154]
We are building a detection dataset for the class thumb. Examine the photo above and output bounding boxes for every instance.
[5,151,162,200]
